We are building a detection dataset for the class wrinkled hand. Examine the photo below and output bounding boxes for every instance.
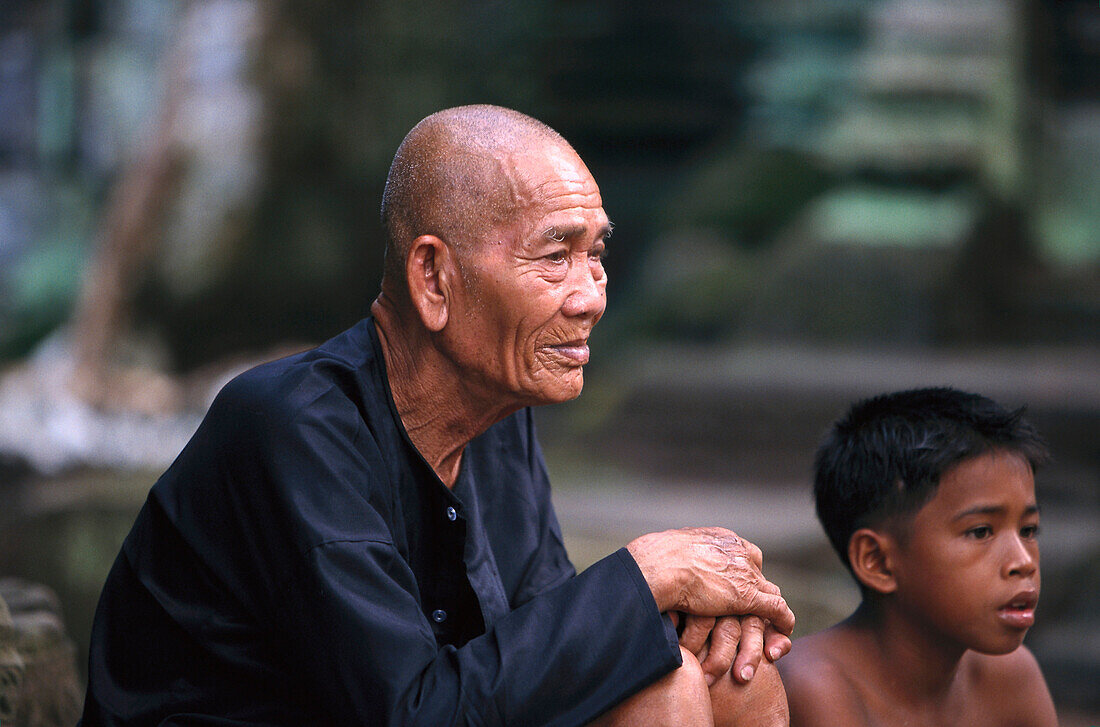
[672,612,792,686]
[630,527,795,681]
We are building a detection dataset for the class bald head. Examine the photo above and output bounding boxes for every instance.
[380,105,574,297]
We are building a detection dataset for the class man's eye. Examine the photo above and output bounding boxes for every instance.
[966,526,993,540]
[590,246,608,261]
[1021,524,1040,539]
[546,251,567,263]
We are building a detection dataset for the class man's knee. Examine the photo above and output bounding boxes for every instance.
[665,645,713,705]
[589,646,713,727]
[710,659,789,727]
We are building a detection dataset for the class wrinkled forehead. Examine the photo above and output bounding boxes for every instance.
[496,144,602,223]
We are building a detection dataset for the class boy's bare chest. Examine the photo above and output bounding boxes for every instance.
[857,678,1029,727]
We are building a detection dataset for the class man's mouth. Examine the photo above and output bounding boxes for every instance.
[997,591,1038,629]
[548,340,590,365]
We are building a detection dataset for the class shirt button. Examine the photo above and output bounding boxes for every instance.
[446,506,457,521]
[431,609,447,623]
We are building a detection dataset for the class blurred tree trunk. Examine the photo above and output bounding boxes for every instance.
[67,36,185,410]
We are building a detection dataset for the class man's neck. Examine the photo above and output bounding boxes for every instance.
[371,295,518,488]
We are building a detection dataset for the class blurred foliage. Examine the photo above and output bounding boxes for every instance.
[0,0,1096,369]
[630,232,765,342]
[1,183,93,361]
[659,145,833,247]
[134,0,759,370]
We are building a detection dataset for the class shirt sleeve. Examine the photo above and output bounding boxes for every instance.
[231,379,681,727]
[292,542,681,727]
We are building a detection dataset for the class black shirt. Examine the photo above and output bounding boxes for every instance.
[81,318,680,727]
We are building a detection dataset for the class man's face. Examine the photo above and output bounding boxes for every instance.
[444,142,610,408]
[889,450,1041,655]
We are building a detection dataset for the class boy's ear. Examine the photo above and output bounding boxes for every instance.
[848,528,898,595]
[405,234,454,332]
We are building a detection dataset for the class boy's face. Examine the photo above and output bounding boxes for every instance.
[890,450,1040,655]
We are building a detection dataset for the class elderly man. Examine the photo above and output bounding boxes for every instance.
[81,105,793,726]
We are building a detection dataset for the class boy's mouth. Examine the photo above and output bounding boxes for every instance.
[997,591,1038,629]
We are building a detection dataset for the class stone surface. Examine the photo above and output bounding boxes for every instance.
[0,579,82,727]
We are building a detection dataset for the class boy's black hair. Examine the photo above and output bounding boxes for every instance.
[814,387,1049,573]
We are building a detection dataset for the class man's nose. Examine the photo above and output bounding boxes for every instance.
[1004,534,1038,579]
[562,260,606,319]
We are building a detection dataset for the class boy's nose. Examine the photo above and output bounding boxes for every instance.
[1003,535,1038,579]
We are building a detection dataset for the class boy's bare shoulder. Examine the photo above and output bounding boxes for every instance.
[777,628,871,727]
[779,634,1057,727]
[961,646,1058,727]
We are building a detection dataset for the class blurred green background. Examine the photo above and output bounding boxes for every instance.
[0,0,1097,723]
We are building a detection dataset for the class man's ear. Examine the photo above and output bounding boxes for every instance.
[405,234,454,332]
[848,528,898,595]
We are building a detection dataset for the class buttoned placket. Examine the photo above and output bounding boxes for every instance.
[429,502,462,631]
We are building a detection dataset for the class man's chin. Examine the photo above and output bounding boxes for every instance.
[527,371,585,406]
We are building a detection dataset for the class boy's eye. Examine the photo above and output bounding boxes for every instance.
[966,525,993,540]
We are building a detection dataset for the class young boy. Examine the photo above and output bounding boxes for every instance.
[778,387,1059,727]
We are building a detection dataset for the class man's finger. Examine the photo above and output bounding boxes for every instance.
[756,578,781,597]
[699,616,741,687]
[678,615,715,657]
[763,622,793,662]
[731,615,766,683]
[747,589,796,635]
